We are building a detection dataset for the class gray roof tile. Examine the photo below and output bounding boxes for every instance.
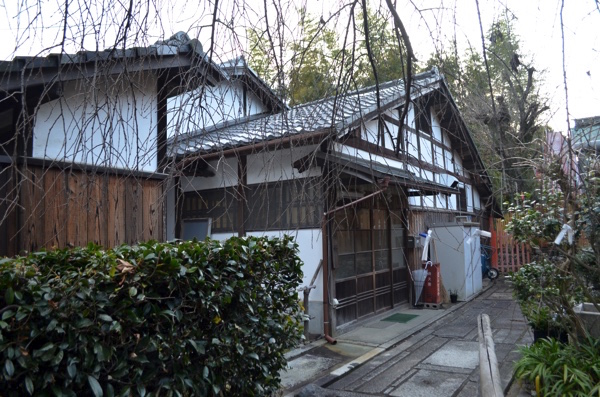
[170,68,441,156]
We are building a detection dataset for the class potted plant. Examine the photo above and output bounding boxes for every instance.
[520,302,568,343]
[449,289,458,303]
[510,260,582,343]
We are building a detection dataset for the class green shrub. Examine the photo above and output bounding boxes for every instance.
[511,260,584,333]
[0,236,304,396]
[514,337,600,396]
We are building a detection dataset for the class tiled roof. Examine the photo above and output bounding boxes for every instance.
[0,32,227,91]
[169,68,442,156]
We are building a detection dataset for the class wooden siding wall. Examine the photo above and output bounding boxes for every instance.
[0,163,164,257]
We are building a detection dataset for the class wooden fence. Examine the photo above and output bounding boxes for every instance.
[0,161,165,257]
[492,216,531,274]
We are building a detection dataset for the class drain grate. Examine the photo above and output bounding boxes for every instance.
[381,313,419,323]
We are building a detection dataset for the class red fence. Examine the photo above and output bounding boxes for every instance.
[492,216,531,274]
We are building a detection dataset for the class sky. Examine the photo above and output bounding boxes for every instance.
[0,0,598,133]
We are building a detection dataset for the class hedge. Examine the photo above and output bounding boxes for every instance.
[0,236,304,396]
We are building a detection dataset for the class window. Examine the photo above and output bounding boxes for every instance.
[246,178,322,230]
[182,218,212,240]
[182,188,237,233]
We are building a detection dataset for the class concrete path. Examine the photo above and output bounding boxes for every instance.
[282,278,532,396]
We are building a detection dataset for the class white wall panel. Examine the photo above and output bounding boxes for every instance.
[34,75,158,171]
[422,169,434,181]
[168,80,268,137]
[407,131,419,158]
[383,117,399,150]
[423,195,435,208]
[181,156,239,191]
[445,150,454,173]
[466,184,473,212]
[432,111,442,142]
[409,196,422,206]
[443,130,451,148]
[473,188,481,210]
[448,194,457,210]
[247,145,321,184]
[434,145,444,168]
[363,119,378,144]
[437,194,448,209]
[454,150,464,176]
[419,136,432,163]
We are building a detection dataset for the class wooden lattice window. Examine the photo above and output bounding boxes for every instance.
[182,188,237,233]
[246,178,322,230]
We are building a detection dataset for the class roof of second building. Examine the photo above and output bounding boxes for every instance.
[169,68,442,156]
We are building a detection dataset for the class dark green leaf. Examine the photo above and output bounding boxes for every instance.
[137,383,146,397]
[87,375,103,397]
[2,310,14,320]
[51,385,65,397]
[38,342,55,352]
[5,287,14,304]
[76,318,93,328]
[67,362,77,378]
[4,359,14,377]
[50,350,64,366]
[98,314,113,322]
[25,376,34,395]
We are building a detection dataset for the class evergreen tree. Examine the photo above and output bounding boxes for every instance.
[424,16,549,202]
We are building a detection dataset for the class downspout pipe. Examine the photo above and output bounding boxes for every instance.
[321,177,390,344]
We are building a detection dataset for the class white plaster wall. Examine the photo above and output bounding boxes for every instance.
[434,145,444,168]
[432,111,442,142]
[443,130,451,148]
[466,184,474,212]
[408,164,420,178]
[34,75,158,171]
[406,104,415,128]
[181,156,239,192]
[438,172,449,186]
[448,194,457,210]
[445,150,454,172]
[409,196,422,206]
[384,110,399,150]
[168,80,268,137]
[419,136,433,163]
[473,188,481,210]
[423,195,435,208]
[454,150,464,176]
[422,169,434,182]
[334,143,407,173]
[211,232,237,241]
[246,89,268,116]
[246,145,321,184]
[437,193,448,209]
[363,119,378,144]
[407,131,419,158]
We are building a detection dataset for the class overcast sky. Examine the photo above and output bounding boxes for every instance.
[0,0,597,133]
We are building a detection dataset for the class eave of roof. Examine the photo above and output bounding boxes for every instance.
[171,68,442,156]
[0,34,227,92]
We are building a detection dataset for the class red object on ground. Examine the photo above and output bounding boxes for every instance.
[422,262,441,304]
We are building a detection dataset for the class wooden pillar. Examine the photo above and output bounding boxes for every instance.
[237,155,246,237]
